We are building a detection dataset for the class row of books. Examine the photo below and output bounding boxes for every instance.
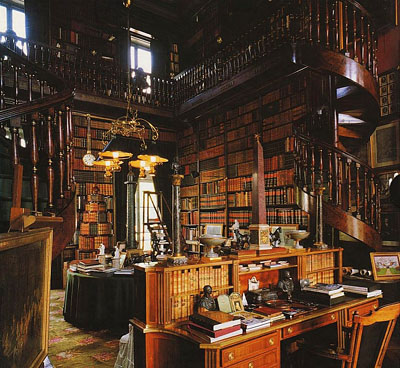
[303,252,336,272]
[227,149,253,165]
[263,122,293,143]
[263,104,307,129]
[227,176,252,192]
[261,75,307,105]
[181,197,199,211]
[200,180,226,195]
[226,135,253,154]
[199,114,225,130]
[180,211,199,225]
[226,122,258,142]
[263,137,295,158]
[305,270,335,285]
[169,265,230,297]
[73,169,113,184]
[226,111,256,132]
[228,211,252,228]
[266,208,309,225]
[73,137,105,150]
[78,235,112,250]
[179,152,196,166]
[200,211,225,224]
[265,187,295,205]
[181,184,199,198]
[74,126,106,139]
[199,122,224,139]
[200,167,225,183]
[178,132,196,148]
[200,194,226,208]
[200,134,224,150]
[265,168,294,187]
[180,143,197,156]
[182,226,199,241]
[227,161,253,177]
[199,143,224,161]
[200,156,224,171]
[80,222,112,235]
[264,154,294,171]
[228,192,252,207]
[80,211,112,224]
[226,98,258,120]
[74,147,101,159]
[76,182,113,196]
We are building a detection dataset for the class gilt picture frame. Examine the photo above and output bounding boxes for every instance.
[370,252,400,281]
[370,121,400,168]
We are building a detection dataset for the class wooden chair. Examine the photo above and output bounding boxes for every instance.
[299,302,400,368]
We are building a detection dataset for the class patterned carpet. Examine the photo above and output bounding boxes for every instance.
[48,289,122,368]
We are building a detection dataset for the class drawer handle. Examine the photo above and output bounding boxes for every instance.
[228,352,234,361]
[248,363,254,368]
[373,304,378,309]
[287,327,293,334]
[269,338,275,345]
[331,314,336,320]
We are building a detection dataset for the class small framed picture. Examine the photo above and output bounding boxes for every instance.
[370,252,400,281]
[370,121,400,168]
[229,292,244,312]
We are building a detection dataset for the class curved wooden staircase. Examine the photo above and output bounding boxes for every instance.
[0,43,76,259]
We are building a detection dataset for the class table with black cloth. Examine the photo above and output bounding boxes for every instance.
[63,270,135,331]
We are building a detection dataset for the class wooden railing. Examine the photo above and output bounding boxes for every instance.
[0,32,174,109]
[0,43,74,213]
[174,0,377,105]
[294,132,380,232]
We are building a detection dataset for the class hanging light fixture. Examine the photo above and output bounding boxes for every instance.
[94,159,123,177]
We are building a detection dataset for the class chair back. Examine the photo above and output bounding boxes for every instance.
[348,302,400,368]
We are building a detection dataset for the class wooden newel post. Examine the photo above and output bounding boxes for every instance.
[249,134,271,250]
[46,113,55,209]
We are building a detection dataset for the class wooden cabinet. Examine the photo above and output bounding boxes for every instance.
[221,332,279,367]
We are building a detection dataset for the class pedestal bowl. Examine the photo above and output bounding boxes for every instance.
[199,235,226,258]
[286,230,310,249]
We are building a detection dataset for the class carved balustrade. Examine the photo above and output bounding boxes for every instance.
[294,132,381,232]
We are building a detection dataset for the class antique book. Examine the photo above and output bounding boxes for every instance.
[253,306,285,319]
[185,324,242,343]
[189,310,241,331]
[186,321,241,338]
[342,279,381,292]
[302,283,344,295]
[294,290,346,306]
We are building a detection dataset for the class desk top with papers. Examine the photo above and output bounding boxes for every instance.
[135,296,381,368]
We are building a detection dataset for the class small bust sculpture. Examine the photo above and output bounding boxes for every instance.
[198,285,217,311]
[98,243,105,256]
[277,270,294,302]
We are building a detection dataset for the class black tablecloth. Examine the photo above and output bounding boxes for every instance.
[63,270,135,331]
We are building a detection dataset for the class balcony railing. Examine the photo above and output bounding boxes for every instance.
[1,0,377,110]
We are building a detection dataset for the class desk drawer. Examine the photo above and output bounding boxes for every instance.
[221,332,279,367]
[282,312,337,339]
[347,300,378,326]
[228,350,278,368]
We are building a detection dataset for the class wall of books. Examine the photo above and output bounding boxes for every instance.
[178,72,312,245]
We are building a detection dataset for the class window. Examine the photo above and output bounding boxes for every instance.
[136,175,158,251]
[0,1,26,54]
[130,29,152,93]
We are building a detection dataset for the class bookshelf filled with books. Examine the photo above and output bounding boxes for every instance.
[198,114,227,235]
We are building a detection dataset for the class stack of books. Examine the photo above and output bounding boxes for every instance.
[231,310,271,332]
[76,259,116,276]
[253,306,286,322]
[187,310,242,342]
[296,283,345,305]
[342,279,383,298]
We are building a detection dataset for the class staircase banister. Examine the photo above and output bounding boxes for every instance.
[295,131,377,177]
[0,44,66,90]
[345,0,375,20]
[0,88,75,123]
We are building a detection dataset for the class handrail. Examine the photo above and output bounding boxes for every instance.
[294,131,381,232]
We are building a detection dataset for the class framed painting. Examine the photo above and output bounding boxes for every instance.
[370,252,400,281]
[0,228,52,368]
[204,224,224,236]
[381,212,400,247]
[270,224,299,248]
[370,121,400,168]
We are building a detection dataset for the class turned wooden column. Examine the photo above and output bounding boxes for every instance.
[46,113,55,209]
[30,116,39,213]
[11,124,23,208]
[251,134,266,225]
[65,106,73,190]
[57,110,65,198]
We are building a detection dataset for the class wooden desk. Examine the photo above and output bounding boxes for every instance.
[132,297,379,368]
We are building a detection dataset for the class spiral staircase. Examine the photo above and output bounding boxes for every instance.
[0,0,383,258]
